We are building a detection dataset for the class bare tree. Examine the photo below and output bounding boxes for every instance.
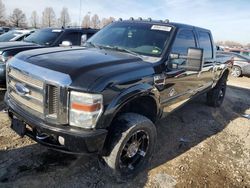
[245,43,250,49]
[58,7,70,27]
[224,41,243,48]
[216,40,244,48]
[9,8,27,27]
[30,10,39,28]
[42,7,56,27]
[100,17,115,28]
[0,0,6,26]
[81,14,91,28]
[91,14,100,29]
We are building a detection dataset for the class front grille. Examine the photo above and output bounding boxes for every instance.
[8,68,45,117]
[7,59,70,125]
[9,68,43,89]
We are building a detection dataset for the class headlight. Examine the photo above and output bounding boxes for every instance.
[69,91,103,129]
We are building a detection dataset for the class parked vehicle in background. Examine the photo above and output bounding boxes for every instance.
[5,19,232,179]
[0,27,98,86]
[229,48,250,57]
[0,30,35,42]
[218,51,250,77]
[0,27,10,35]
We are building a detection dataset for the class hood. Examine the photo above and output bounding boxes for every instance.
[0,41,39,51]
[16,47,155,91]
[0,41,38,48]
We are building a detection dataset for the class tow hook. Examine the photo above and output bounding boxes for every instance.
[36,133,50,140]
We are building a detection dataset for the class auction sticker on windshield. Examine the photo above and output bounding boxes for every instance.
[52,29,62,32]
[151,25,172,32]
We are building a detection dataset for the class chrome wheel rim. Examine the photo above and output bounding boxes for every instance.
[232,67,241,77]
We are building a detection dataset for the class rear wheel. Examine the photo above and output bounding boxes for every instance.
[207,75,227,107]
[231,66,242,77]
[101,113,157,181]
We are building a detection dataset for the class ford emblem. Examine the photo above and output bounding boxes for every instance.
[15,83,30,96]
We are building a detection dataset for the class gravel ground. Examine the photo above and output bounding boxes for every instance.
[0,76,249,188]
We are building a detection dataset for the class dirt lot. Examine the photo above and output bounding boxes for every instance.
[0,76,249,188]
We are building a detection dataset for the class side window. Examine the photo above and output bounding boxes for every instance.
[172,29,196,55]
[60,32,81,46]
[16,35,25,41]
[198,31,213,59]
[170,29,196,67]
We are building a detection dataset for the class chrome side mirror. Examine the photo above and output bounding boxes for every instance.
[81,34,87,45]
[185,48,204,71]
[170,48,204,71]
[60,41,72,47]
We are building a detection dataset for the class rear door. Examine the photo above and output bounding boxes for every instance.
[195,29,215,89]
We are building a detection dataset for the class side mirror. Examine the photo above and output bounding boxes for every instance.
[81,34,87,45]
[185,48,204,71]
[170,48,204,71]
[60,41,72,47]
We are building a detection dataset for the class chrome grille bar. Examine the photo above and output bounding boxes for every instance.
[8,67,45,117]
[9,68,44,89]
[9,90,44,114]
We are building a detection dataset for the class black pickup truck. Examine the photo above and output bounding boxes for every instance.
[5,19,232,179]
[0,27,98,86]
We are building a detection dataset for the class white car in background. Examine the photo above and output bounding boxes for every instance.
[218,51,250,77]
[0,30,34,42]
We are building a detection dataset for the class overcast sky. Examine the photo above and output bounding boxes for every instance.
[3,0,250,44]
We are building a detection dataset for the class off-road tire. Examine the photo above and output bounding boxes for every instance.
[207,75,227,107]
[100,113,157,181]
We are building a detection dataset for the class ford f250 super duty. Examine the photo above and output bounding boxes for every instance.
[0,27,98,86]
[5,19,232,179]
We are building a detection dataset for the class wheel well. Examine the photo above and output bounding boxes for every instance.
[222,69,229,79]
[116,96,158,123]
[102,96,158,156]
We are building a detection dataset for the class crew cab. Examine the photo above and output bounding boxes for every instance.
[0,27,98,86]
[5,19,231,179]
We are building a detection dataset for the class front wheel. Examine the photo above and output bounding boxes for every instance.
[101,113,157,180]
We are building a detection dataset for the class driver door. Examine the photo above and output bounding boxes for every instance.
[159,29,203,116]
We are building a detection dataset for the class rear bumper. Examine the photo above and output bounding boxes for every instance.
[6,97,108,155]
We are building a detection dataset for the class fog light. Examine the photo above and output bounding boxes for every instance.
[58,136,65,145]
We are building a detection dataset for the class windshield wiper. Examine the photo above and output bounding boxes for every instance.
[24,40,38,45]
[102,45,143,59]
[85,41,101,49]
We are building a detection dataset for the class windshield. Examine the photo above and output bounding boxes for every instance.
[24,29,62,46]
[88,22,172,57]
[0,31,23,42]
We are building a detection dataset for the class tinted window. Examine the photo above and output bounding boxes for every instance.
[0,31,22,42]
[172,29,196,55]
[198,31,213,58]
[88,22,172,57]
[24,29,62,46]
[60,32,81,45]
